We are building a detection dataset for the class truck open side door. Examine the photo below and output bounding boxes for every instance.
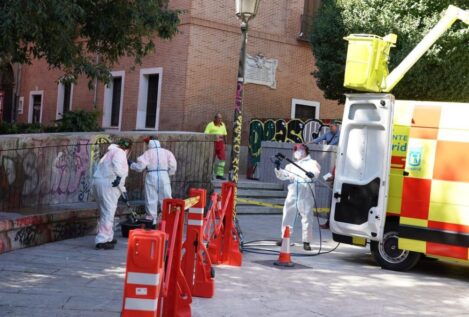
[330,94,394,241]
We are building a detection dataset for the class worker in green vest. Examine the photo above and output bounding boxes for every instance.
[204,113,228,180]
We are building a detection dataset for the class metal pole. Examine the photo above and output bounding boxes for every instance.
[228,21,248,219]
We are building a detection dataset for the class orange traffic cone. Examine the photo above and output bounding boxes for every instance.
[274,226,294,267]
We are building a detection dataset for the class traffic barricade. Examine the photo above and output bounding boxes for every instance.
[206,182,243,266]
[157,197,199,317]
[181,188,215,298]
[122,229,166,317]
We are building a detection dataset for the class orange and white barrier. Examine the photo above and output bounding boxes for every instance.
[158,199,192,317]
[122,229,166,317]
[181,188,215,298]
[121,182,243,317]
[206,182,242,266]
[274,226,294,267]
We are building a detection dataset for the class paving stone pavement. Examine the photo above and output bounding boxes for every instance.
[1,215,469,316]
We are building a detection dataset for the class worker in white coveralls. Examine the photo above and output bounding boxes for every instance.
[274,143,321,251]
[129,137,177,222]
[93,138,132,250]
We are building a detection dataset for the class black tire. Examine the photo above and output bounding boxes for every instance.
[370,221,421,271]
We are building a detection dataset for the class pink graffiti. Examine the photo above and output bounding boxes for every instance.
[52,140,89,195]
[50,140,90,195]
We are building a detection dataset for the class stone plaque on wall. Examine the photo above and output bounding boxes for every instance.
[245,54,278,89]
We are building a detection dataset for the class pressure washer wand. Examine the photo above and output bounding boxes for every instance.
[275,153,315,179]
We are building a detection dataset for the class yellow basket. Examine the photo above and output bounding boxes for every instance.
[343,34,397,92]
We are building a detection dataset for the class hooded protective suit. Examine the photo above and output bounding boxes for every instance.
[274,154,321,243]
[93,144,129,244]
[130,140,177,219]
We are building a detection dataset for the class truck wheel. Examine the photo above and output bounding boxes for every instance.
[370,222,421,271]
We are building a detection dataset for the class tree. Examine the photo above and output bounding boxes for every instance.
[0,0,181,85]
[311,0,469,103]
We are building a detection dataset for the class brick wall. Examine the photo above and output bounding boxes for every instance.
[16,0,343,142]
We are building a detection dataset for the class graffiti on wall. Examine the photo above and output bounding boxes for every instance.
[14,225,40,247]
[0,133,215,254]
[52,221,94,241]
[247,118,339,178]
[0,136,114,209]
[0,133,215,210]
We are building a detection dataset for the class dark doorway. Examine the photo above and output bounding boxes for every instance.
[145,74,159,128]
[31,94,42,124]
[63,82,72,114]
[0,64,15,123]
[110,77,122,127]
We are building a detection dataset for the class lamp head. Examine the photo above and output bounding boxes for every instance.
[235,0,260,23]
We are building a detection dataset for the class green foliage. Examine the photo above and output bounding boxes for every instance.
[0,109,102,134]
[0,123,44,134]
[311,0,469,102]
[0,0,181,85]
[54,110,103,132]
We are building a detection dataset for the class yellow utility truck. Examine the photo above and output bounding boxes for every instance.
[329,5,469,271]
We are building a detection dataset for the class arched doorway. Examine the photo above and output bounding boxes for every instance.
[0,63,15,123]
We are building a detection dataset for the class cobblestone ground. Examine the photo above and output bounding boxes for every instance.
[1,215,469,316]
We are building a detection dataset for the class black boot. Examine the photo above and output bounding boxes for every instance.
[95,242,115,250]
[303,242,311,251]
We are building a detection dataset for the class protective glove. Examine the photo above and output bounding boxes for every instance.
[112,176,121,187]
[274,159,281,170]
[127,159,135,167]
[121,192,129,203]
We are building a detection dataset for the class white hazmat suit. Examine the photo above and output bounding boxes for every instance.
[130,140,177,220]
[275,153,320,244]
[93,144,129,245]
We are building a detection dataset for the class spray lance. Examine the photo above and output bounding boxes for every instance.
[273,152,315,179]
[246,150,341,257]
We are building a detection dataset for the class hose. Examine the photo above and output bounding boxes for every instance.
[239,156,341,257]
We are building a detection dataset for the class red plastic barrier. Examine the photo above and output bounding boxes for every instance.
[158,199,192,317]
[181,188,215,298]
[207,182,242,266]
[122,229,166,317]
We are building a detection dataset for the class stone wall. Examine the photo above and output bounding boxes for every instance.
[0,131,215,211]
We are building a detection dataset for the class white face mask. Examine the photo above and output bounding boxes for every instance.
[293,150,305,161]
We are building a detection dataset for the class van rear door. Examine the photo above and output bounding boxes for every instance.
[330,94,394,241]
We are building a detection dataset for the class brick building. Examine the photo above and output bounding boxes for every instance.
[6,0,342,141]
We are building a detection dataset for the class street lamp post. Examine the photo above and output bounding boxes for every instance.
[229,0,260,185]
[228,0,260,219]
